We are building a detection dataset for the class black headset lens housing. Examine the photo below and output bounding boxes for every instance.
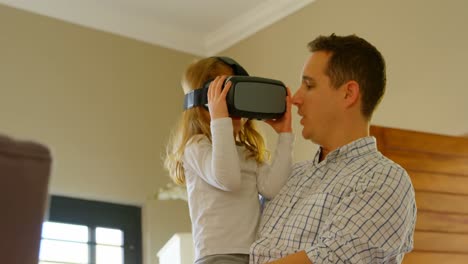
[183,57,286,120]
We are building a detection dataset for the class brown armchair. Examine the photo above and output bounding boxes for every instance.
[0,134,52,264]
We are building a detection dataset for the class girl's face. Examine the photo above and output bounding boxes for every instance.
[232,117,242,135]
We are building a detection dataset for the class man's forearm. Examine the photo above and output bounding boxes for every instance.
[266,251,313,264]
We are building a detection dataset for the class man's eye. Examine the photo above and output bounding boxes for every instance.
[304,82,314,89]
[302,78,315,89]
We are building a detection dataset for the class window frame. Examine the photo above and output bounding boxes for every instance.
[44,195,142,264]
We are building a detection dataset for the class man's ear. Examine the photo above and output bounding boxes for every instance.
[343,80,360,108]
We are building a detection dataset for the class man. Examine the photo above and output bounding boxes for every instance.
[250,34,417,264]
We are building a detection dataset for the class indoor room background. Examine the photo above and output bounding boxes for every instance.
[1,0,467,263]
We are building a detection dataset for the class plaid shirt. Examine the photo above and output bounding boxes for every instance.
[250,137,416,264]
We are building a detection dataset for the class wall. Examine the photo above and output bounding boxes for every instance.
[222,0,468,161]
[0,4,193,264]
[2,0,468,263]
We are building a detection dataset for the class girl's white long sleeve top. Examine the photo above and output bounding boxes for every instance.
[182,118,294,261]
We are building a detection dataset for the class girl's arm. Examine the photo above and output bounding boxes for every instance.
[184,118,242,191]
[256,132,294,199]
[184,76,242,191]
[258,87,294,199]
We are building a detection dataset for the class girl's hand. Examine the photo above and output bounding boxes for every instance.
[207,75,232,119]
[264,87,293,133]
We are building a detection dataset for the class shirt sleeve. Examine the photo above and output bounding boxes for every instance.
[257,132,294,200]
[183,118,242,191]
[305,166,416,264]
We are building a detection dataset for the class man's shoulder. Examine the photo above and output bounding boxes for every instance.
[283,160,314,183]
[291,160,314,174]
[363,153,413,190]
[292,159,313,168]
[375,153,409,176]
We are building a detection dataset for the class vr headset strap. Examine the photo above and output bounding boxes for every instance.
[183,86,208,110]
[216,56,249,76]
[183,56,248,110]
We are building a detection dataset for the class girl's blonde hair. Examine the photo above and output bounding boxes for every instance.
[164,57,268,185]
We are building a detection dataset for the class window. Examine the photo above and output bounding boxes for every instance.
[39,196,142,264]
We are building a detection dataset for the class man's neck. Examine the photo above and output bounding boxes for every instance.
[319,123,369,162]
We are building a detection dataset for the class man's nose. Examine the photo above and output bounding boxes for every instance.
[291,89,301,106]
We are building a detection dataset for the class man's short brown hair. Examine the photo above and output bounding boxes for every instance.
[308,34,386,120]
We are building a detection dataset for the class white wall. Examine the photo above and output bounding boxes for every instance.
[0,4,193,264]
[1,0,467,263]
[223,0,468,161]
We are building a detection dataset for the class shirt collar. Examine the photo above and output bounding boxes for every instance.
[314,136,377,165]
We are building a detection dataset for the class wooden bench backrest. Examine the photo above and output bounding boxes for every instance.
[370,126,468,264]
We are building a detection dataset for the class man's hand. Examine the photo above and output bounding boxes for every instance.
[266,251,313,264]
[264,87,293,133]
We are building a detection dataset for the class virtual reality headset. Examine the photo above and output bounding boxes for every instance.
[183,57,287,120]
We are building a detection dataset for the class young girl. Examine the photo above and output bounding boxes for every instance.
[165,57,293,264]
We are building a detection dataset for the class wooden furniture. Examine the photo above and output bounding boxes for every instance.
[370,126,468,264]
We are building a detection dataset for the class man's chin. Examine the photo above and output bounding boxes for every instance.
[301,129,314,141]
